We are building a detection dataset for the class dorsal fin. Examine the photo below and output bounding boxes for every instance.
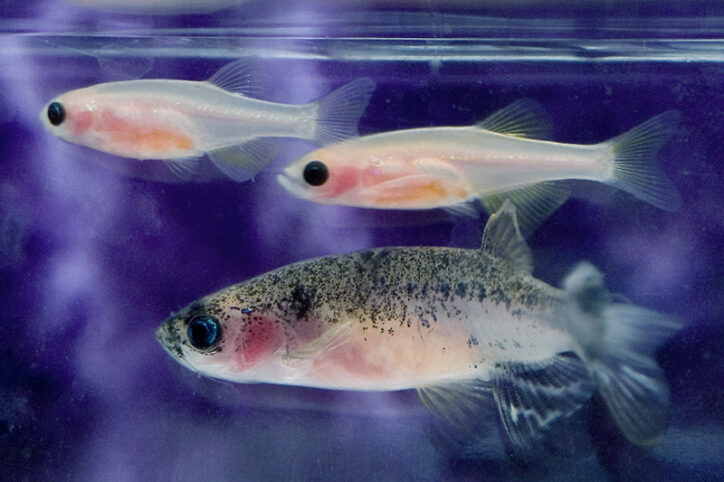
[481,200,533,273]
[476,98,553,140]
[206,57,269,98]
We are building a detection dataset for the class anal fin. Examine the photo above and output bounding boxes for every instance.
[207,137,280,182]
[491,354,595,453]
[163,157,200,181]
[480,181,571,237]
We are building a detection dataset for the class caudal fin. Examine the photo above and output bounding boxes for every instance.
[604,110,682,211]
[313,77,376,145]
[563,262,681,445]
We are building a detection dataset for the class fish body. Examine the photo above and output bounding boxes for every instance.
[156,202,679,450]
[40,59,376,181]
[279,100,681,233]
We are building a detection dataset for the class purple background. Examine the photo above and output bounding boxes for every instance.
[1,2,723,480]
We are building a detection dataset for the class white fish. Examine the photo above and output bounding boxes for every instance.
[156,201,680,452]
[279,99,681,234]
[40,59,376,181]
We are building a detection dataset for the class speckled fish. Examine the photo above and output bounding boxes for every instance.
[278,99,681,234]
[40,59,376,182]
[156,201,679,451]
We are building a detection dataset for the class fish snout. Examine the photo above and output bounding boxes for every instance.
[155,318,185,361]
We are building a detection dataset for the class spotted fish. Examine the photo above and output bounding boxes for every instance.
[156,201,680,450]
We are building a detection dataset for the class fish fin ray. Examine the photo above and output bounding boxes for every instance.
[492,354,596,452]
[480,200,533,274]
[604,110,682,211]
[282,322,353,365]
[208,137,280,182]
[480,181,571,237]
[562,262,682,445]
[206,57,269,98]
[476,98,553,140]
[443,201,481,218]
[314,77,376,145]
[418,379,496,431]
[163,157,199,180]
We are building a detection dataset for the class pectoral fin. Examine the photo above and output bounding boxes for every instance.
[282,322,353,366]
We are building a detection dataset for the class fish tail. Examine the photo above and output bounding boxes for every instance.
[312,77,376,145]
[563,262,681,446]
[603,110,682,211]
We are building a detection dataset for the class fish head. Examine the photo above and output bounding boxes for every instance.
[155,289,288,383]
[277,145,370,206]
[40,88,99,148]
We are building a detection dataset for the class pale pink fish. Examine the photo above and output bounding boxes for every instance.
[156,202,680,452]
[278,99,681,233]
[40,59,375,181]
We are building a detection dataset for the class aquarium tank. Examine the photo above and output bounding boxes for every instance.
[1,0,723,480]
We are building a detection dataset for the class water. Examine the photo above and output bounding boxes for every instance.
[1,2,723,480]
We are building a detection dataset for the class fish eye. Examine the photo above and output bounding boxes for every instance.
[187,315,221,350]
[47,102,65,126]
[303,160,329,186]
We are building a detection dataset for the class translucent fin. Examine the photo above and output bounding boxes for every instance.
[206,57,269,98]
[604,110,682,211]
[491,354,596,452]
[480,199,533,274]
[418,378,496,430]
[314,77,376,145]
[207,138,279,183]
[163,157,199,181]
[443,201,480,218]
[282,322,352,366]
[476,98,553,140]
[563,262,682,446]
[480,181,571,237]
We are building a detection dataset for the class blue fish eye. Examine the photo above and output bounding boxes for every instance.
[303,160,329,186]
[47,102,65,126]
[187,315,221,350]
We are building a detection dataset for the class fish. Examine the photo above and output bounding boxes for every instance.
[278,99,682,234]
[156,201,680,452]
[40,59,376,182]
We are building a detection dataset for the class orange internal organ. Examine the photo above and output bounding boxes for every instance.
[113,126,194,154]
[100,109,195,155]
[372,177,465,206]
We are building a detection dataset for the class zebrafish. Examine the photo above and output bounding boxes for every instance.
[278,100,681,234]
[40,59,375,182]
[156,201,679,451]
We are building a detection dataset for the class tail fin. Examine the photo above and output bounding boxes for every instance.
[313,77,376,145]
[563,262,681,445]
[603,110,682,211]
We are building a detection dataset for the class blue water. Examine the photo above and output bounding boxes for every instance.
[1,2,723,480]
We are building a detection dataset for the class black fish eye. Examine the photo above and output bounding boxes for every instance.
[47,102,65,126]
[187,315,221,350]
[303,160,329,186]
